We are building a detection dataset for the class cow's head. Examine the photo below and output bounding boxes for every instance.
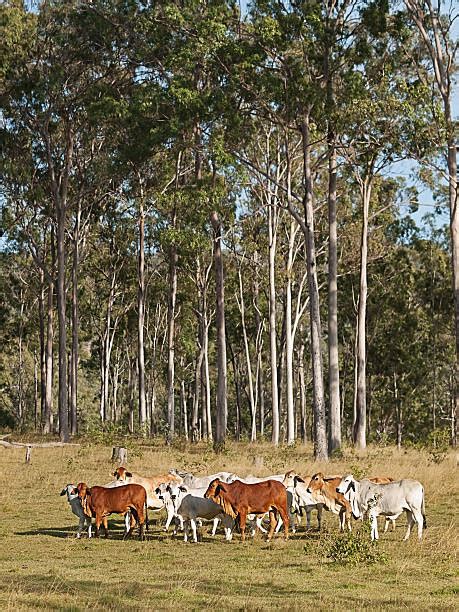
[113,466,132,481]
[306,472,325,495]
[204,478,225,500]
[336,474,361,519]
[165,483,188,511]
[77,482,92,518]
[60,484,78,500]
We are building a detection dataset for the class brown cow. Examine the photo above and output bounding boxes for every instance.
[77,482,148,540]
[204,478,289,542]
[306,473,353,531]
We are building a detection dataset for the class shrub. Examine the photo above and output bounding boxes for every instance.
[325,525,388,565]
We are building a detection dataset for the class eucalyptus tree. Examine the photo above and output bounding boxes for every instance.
[403,0,458,445]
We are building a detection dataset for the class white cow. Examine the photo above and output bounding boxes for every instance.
[164,482,234,543]
[168,470,234,490]
[282,471,323,529]
[337,474,426,541]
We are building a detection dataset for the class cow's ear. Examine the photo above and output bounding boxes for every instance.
[125,471,133,478]
[155,487,161,495]
[179,485,188,493]
[166,485,172,493]
[217,482,227,493]
[294,476,305,485]
[113,470,118,477]
[348,481,355,492]
[60,488,66,496]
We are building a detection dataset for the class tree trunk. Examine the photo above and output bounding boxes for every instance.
[298,334,307,443]
[166,239,177,444]
[138,193,147,433]
[353,176,371,450]
[238,267,257,441]
[210,211,227,451]
[43,261,54,434]
[285,219,296,445]
[56,189,68,441]
[70,205,81,436]
[268,202,280,445]
[327,140,341,453]
[300,115,328,460]
[39,270,46,430]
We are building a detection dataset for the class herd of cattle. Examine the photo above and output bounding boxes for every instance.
[60,466,427,543]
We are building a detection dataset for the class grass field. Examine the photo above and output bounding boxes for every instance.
[0,439,457,610]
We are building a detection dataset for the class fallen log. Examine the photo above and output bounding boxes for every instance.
[0,440,80,449]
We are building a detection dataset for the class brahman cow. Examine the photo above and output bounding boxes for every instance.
[111,466,183,510]
[205,478,289,542]
[336,474,426,541]
[168,469,234,490]
[77,482,148,540]
[283,471,323,530]
[162,482,234,543]
[306,472,353,531]
[60,484,92,538]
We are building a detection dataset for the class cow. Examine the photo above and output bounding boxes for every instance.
[306,472,353,531]
[226,473,285,484]
[205,478,289,542]
[60,484,92,538]
[160,482,234,543]
[77,482,148,540]
[168,469,234,490]
[336,474,426,541]
[282,471,323,530]
[111,466,183,510]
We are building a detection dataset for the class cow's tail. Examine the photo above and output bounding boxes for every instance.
[422,487,427,529]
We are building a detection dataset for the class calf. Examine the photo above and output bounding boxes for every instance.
[60,484,92,538]
[77,482,148,540]
[283,471,323,530]
[306,473,352,531]
[163,482,234,543]
[205,478,289,542]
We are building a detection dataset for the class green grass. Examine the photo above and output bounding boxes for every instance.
[0,440,457,610]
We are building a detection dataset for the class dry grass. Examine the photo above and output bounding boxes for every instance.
[0,440,457,610]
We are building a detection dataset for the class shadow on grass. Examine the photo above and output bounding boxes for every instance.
[15,519,134,540]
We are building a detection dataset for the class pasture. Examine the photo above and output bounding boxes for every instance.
[0,440,457,610]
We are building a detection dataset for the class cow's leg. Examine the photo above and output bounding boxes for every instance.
[211,517,219,536]
[403,510,415,541]
[86,518,92,538]
[183,520,189,543]
[136,506,145,541]
[95,515,101,538]
[239,511,248,542]
[77,516,84,538]
[267,510,277,541]
[305,508,311,529]
[369,511,379,540]
[102,517,109,538]
[411,507,424,540]
[278,507,289,540]
[338,508,345,532]
[275,515,283,534]
[190,518,198,543]
[317,505,322,530]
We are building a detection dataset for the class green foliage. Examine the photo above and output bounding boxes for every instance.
[325,524,388,565]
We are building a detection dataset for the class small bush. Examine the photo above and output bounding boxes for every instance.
[325,525,388,565]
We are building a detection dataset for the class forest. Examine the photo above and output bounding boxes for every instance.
[1,0,458,458]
